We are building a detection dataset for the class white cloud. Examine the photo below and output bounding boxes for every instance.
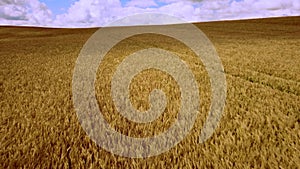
[125,0,158,8]
[194,0,300,21]
[157,0,189,4]
[157,1,199,21]
[0,4,27,20]
[52,0,202,27]
[0,0,52,26]
[0,0,299,27]
[53,0,139,27]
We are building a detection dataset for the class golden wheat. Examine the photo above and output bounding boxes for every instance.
[0,17,299,168]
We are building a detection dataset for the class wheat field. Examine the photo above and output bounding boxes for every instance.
[0,16,299,168]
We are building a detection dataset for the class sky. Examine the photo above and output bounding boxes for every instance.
[0,0,299,27]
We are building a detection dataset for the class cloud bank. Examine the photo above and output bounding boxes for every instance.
[0,0,52,26]
[0,0,299,27]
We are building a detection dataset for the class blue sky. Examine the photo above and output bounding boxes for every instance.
[0,0,299,27]
[36,0,255,16]
[39,0,75,15]
[39,0,246,13]
[40,0,174,16]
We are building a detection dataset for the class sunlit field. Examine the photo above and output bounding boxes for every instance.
[1,16,299,168]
